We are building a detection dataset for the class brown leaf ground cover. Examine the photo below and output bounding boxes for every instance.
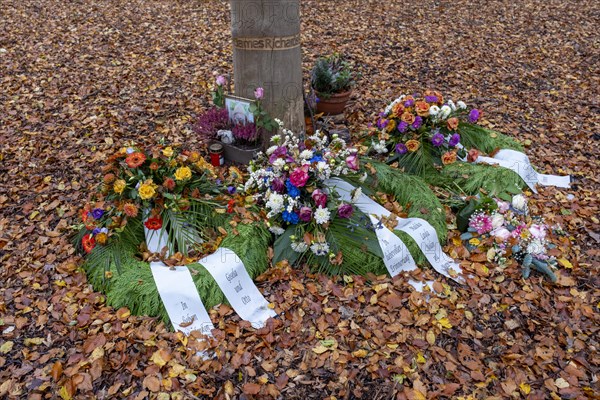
[1,0,598,398]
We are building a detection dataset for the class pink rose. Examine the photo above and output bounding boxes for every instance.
[254,87,264,100]
[290,167,309,187]
[491,227,511,241]
[299,207,313,222]
[312,189,328,208]
[345,154,359,171]
[529,224,547,239]
[216,75,226,86]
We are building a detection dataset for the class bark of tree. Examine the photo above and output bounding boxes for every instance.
[229,0,304,142]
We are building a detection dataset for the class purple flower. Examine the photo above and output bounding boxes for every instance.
[269,146,294,164]
[216,75,226,86]
[345,154,359,171]
[193,107,230,137]
[397,121,409,133]
[425,95,438,103]
[411,116,423,129]
[91,208,104,220]
[395,143,408,154]
[271,178,285,194]
[232,123,258,142]
[227,186,236,194]
[337,203,354,219]
[376,118,389,130]
[431,133,445,147]
[404,99,415,107]
[254,87,264,100]
[449,133,461,147]
[468,109,481,123]
[92,228,101,235]
[299,206,313,222]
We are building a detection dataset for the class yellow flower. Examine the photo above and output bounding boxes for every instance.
[385,119,397,133]
[95,232,108,245]
[469,238,481,246]
[174,166,192,181]
[138,181,157,200]
[406,140,420,152]
[162,147,174,157]
[113,179,127,194]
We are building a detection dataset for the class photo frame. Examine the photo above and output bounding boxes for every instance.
[224,95,255,125]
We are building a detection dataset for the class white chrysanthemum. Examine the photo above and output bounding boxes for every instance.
[447,99,457,111]
[291,241,308,253]
[351,187,363,203]
[511,194,528,213]
[266,193,284,214]
[440,105,452,119]
[372,140,389,154]
[457,100,467,109]
[429,105,440,116]
[272,158,286,171]
[314,206,331,225]
[526,239,546,256]
[269,226,285,236]
[310,242,330,256]
[266,145,278,155]
[299,149,314,160]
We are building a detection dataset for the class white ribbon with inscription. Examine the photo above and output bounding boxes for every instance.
[199,248,276,329]
[150,262,215,336]
[327,178,464,286]
[475,149,570,193]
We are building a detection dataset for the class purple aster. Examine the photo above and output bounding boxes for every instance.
[431,133,445,147]
[227,186,236,194]
[425,95,438,103]
[397,121,409,133]
[92,228,101,235]
[91,208,104,220]
[449,133,461,147]
[395,143,408,154]
[468,109,481,123]
[271,178,285,194]
[404,99,415,107]
[269,146,287,164]
[411,116,423,129]
[376,118,389,130]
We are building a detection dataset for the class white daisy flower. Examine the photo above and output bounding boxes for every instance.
[266,193,284,214]
[457,100,467,110]
[299,149,314,160]
[310,242,330,256]
[440,105,452,119]
[314,206,331,225]
[429,105,440,116]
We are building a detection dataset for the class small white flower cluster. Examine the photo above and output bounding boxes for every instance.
[372,140,389,154]
[310,242,330,256]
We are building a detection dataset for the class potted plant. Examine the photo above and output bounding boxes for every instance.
[310,54,355,115]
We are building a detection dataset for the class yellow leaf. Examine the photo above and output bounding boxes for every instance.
[436,317,453,329]
[415,352,426,364]
[54,280,67,287]
[0,341,14,354]
[90,347,104,362]
[352,349,368,358]
[169,363,186,378]
[151,349,170,367]
[413,390,426,400]
[312,344,330,354]
[426,330,436,345]
[557,258,573,269]
[519,382,531,395]
[24,337,44,346]
[58,385,72,400]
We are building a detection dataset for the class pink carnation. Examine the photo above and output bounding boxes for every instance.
[346,154,359,171]
[289,167,309,187]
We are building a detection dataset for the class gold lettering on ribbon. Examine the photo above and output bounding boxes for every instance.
[233,34,301,51]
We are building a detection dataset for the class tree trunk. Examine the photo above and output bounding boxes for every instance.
[229,0,304,143]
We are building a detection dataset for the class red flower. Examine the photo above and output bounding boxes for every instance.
[227,199,236,214]
[82,234,96,253]
[125,152,146,168]
[144,216,163,230]
[163,177,176,191]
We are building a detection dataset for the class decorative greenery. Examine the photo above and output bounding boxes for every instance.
[310,54,355,97]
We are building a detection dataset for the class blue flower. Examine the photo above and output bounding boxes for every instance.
[227,186,236,194]
[282,210,299,224]
[285,179,300,198]
[309,154,324,163]
[91,208,104,220]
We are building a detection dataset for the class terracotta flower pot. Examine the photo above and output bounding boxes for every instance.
[315,89,352,115]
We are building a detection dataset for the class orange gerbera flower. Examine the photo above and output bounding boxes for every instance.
[125,152,146,168]
[82,234,96,253]
[442,151,457,165]
[144,216,163,230]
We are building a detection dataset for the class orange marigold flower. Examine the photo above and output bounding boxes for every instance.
[95,232,108,245]
[144,216,163,230]
[447,117,459,130]
[82,234,96,253]
[401,111,415,124]
[406,140,420,152]
[415,101,430,117]
[123,203,139,218]
[442,151,457,165]
[125,152,146,168]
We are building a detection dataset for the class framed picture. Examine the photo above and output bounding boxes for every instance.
[224,95,255,125]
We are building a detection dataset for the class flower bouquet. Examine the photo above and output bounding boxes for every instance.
[458,194,565,282]
[244,122,391,275]
[74,143,229,277]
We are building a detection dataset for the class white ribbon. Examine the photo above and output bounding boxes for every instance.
[475,149,570,193]
[327,178,464,286]
[199,248,276,329]
[150,262,215,336]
